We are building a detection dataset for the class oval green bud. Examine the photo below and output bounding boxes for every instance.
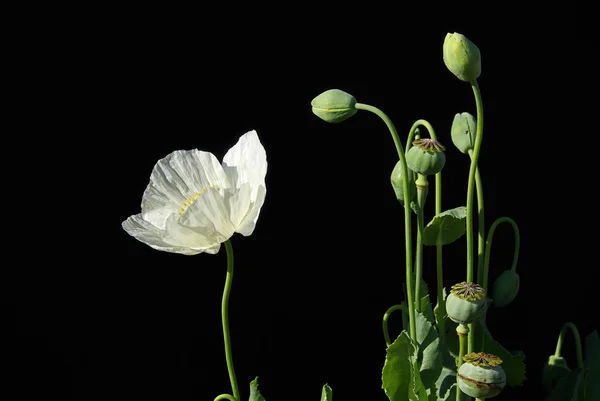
[491,270,520,307]
[443,32,481,82]
[542,355,570,394]
[451,112,476,154]
[311,89,357,123]
[390,160,418,213]
[446,282,487,324]
[406,138,446,176]
[458,352,506,399]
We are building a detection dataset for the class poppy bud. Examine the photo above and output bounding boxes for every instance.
[390,160,417,213]
[311,89,357,123]
[491,270,520,307]
[451,112,476,154]
[443,32,481,82]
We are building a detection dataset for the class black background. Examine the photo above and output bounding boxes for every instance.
[2,4,594,401]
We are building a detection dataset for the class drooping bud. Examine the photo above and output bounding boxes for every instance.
[446,281,487,324]
[457,352,506,399]
[311,89,357,123]
[390,160,417,213]
[491,270,520,307]
[406,138,446,176]
[542,355,571,394]
[451,112,476,154]
[443,32,481,82]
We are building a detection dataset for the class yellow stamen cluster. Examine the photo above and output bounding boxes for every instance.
[178,184,220,216]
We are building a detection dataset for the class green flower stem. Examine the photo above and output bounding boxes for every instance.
[555,322,584,369]
[415,174,429,312]
[470,158,485,287]
[482,217,520,291]
[405,120,444,319]
[222,240,240,401]
[466,80,484,355]
[383,304,404,347]
[456,323,470,401]
[214,395,238,401]
[355,102,416,341]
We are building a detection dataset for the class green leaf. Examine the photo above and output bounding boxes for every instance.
[584,330,600,400]
[420,294,435,325]
[411,359,429,401]
[382,331,417,401]
[414,311,442,390]
[321,384,333,401]
[476,321,526,386]
[250,377,266,401]
[422,207,467,246]
[545,368,585,401]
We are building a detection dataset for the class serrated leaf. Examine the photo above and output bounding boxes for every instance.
[435,339,458,399]
[422,207,467,246]
[321,384,333,401]
[411,359,429,401]
[415,311,442,390]
[420,294,435,325]
[584,330,600,400]
[250,377,266,401]
[382,331,416,401]
[476,321,526,386]
[545,368,585,401]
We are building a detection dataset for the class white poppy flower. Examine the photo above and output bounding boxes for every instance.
[122,130,267,255]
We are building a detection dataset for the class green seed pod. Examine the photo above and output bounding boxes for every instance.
[458,352,506,399]
[491,270,520,307]
[311,89,357,123]
[443,32,481,82]
[542,355,570,394]
[406,138,446,176]
[451,112,476,154]
[446,282,487,324]
[390,160,418,213]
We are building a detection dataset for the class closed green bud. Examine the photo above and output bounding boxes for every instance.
[446,281,487,324]
[406,138,446,176]
[390,160,418,213]
[542,355,570,394]
[458,352,506,399]
[491,270,520,307]
[443,32,481,82]
[451,112,476,154]
[311,89,357,123]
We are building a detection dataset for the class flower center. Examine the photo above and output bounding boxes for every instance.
[178,184,220,216]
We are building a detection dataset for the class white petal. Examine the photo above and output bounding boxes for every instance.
[236,184,266,236]
[178,187,236,243]
[141,149,231,229]
[122,214,204,255]
[222,130,267,201]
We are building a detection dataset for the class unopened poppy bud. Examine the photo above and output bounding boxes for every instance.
[491,270,520,307]
[406,138,446,176]
[443,32,481,82]
[542,355,570,394]
[390,160,418,213]
[311,89,357,123]
[446,281,487,324]
[451,112,476,154]
[458,352,506,399]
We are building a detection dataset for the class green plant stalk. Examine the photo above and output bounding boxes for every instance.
[405,120,444,321]
[222,240,240,401]
[355,103,416,341]
[555,322,584,369]
[383,304,405,347]
[415,174,429,311]
[482,217,520,291]
[456,324,470,401]
[466,79,484,354]
[435,170,445,341]
[469,159,485,355]
[214,395,238,401]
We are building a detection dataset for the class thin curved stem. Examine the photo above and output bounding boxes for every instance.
[222,240,240,400]
[456,324,469,401]
[555,322,584,369]
[466,80,484,284]
[355,103,416,341]
[470,160,485,287]
[483,217,520,292]
[383,304,405,347]
[214,395,238,401]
